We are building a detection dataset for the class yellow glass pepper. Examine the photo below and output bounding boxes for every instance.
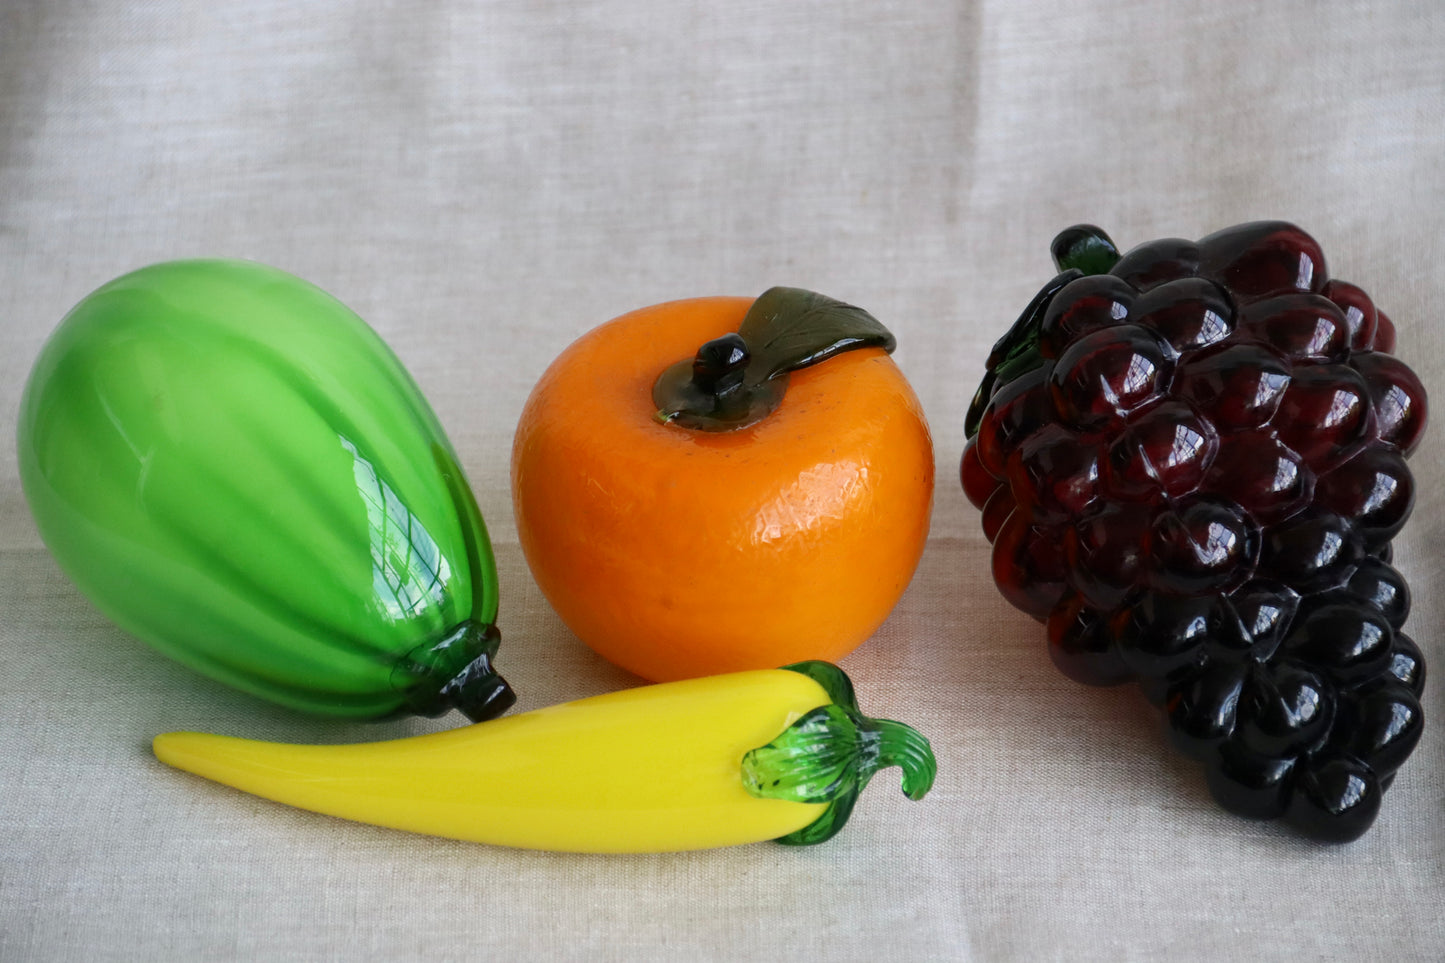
[153,661,936,853]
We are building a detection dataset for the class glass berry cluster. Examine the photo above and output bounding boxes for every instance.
[962,222,1427,842]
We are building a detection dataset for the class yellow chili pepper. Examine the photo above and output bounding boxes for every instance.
[152,661,936,853]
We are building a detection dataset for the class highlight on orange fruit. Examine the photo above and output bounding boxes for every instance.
[511,287,935,682]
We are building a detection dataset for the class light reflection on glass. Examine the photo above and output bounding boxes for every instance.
[1254,371,1289,409]
[1200,521,1237,565]
[1247,601,1285,638]
[1316,531,1344,566]
[1215,680,1242,725]
[1288,681,1324,725]
[1355,620,1387,655]
[1121,353,1156,397]
[1296,254,1315,291]
[1363,471,1398,514]
[1307,318,1335,355]
[1168,424,1205,469]
[751,461,868,545]
[1379,384,1407,426]
[1271,454,1299,494]
[1323,388,1359,428]
[1383,702,1414,740]
[343,437,451,623]
[1336,772,1367,808]
[1199,310,1229,345]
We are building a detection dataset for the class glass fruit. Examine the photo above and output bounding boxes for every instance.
[18,259,513,720]
[512,288,934,682]
[962,222,1428,842]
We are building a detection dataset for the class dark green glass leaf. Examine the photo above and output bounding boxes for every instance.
[653,286,897,432]
[984,269,1082,370]
[964,268,1080,439]
[965,226,1119,441]
[738,286,896,381]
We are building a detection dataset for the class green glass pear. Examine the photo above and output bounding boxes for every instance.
[17,259,513,720]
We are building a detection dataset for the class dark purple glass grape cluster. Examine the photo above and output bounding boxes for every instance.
[961,221,1428,843]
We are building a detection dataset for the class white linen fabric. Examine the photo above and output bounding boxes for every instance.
[1,1,1441,959]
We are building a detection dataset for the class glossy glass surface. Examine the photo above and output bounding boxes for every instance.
[151,662,937,853]
[964,221,1429,842]
[513,294,933,682]
[18,259,503,719]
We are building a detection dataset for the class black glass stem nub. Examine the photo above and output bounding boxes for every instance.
[692,333,751,394]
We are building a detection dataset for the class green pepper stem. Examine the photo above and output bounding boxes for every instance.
[871,717,938,801]
[740,661,936,846]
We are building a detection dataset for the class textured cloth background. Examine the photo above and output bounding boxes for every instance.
[2,1,1443,960]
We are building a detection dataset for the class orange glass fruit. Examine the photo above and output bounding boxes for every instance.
[512,289,934,681]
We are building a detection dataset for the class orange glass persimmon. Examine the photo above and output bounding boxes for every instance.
[512,288,934,681]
